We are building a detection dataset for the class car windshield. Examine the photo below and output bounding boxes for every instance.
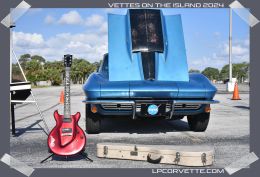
[130,9,164,52]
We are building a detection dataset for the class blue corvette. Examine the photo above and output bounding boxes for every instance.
[83,9,219,133]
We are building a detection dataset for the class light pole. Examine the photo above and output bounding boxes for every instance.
[226,0,259,91]
[227,8,235,92]
[229,8,232,84]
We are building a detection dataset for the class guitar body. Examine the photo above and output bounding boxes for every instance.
[47,110,86,156]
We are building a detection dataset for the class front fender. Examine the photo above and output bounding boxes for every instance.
[83,73,103,100]
[189,73,217,99]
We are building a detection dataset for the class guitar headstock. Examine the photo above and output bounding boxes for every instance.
[64,54,73,67]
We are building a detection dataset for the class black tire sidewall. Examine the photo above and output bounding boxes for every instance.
[187,112,210,132]
[85,104,101,134]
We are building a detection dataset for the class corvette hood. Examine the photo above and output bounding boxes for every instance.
[100,79,216,100]
[129,81,178,99]
[100,80,206,99]
[86,73,216,100]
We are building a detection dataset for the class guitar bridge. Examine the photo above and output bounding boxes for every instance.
[61,133,73,136]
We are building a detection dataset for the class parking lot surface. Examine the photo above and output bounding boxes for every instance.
[10,84,249,168]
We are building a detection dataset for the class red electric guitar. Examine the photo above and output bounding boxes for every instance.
[47,54,86,156]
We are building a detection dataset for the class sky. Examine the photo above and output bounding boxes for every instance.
[13,8,249,71]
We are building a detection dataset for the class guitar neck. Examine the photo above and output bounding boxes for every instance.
[64,67,71,118]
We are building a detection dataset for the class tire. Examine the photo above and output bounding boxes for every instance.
[85,104,101,134]
[187,113,210,132]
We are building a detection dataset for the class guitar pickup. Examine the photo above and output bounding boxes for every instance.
[62,128,72,133]
[61,128,72,136]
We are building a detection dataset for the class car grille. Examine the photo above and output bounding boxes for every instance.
[173,103,201,110]
[101,103,201,111]
[164,103,201,112]
[101,104,133,111]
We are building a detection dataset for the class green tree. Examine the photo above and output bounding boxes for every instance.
[20,54,31,59]
[44,61,63,71]
[44,61,63,85]
[16,54,103,86]
[220,62,249,83]
[93,61,102,71]
[24,60,44,85]
[219,64,229,81]
[31,55,46,63]
[44,69,62,85]
[71,59,97,84]
[233,62,249,83]
[20,53,31,61]
[189,69,200,73]
[19,54,31,68]
[202,67,219,80]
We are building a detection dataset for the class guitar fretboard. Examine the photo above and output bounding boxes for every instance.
[64,67,71,119]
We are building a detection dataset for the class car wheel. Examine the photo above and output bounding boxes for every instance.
[187,113,210,132]
[85,104,101,134]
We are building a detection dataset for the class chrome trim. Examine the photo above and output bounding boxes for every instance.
[174,100,219,104]
[83,100,219,104]
[82,100,219,119]
[169,100,175,119]
[101,103,133,110]
[132,102,136,120]
[174,104,201,110]
[83,100,135,104]
[83,100,138,119]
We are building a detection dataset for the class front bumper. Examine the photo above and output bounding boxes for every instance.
[83,99,219,119]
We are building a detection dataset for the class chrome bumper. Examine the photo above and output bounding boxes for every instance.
[82,100,219,119]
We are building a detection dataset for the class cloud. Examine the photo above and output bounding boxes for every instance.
[224,43,248,56]
[13,31,108,62]
[44,15,55,24]
[85,14,105,27]
[99,22,108,33]
[188,39,249,70]
[51,11,106,27]
[58,11,83,25]
[13,32,45,48]
[188,56,229,71]
[14,31,249,70]
[45,11,107,33]
[232,45,248,56]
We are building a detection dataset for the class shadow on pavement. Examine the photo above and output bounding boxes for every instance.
[51,152,92,162]
[13,119,43,137]
[99,117,190,134]
[234,106,250,110]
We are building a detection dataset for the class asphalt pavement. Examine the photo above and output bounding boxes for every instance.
[10,84,249,168]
